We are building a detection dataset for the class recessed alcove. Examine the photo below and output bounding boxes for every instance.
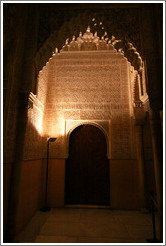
[29,27,141,209]
[4,4,162,242]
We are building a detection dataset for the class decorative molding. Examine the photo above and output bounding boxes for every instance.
[35,6,143,76]
[50,27,143,73]
[65,120,111,159]
[133,72,143,108]
[28,92,44,114]
[132,68,151,117]
[60,27,115,52]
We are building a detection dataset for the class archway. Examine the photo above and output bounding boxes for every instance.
[65,124,110,206]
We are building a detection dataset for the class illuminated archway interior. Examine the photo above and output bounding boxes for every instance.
[23,26,148,208]
[4,5,163,242]
[32,27,146,159]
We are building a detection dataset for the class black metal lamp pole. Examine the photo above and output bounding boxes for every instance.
[40,137,57,212]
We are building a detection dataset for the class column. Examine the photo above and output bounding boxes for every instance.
[149,109,163,242]
[5,93,29,242]
[4,5,38,242]
[135,124,148,212]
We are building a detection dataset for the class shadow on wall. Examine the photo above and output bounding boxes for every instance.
[4,119,66,240]
[4,121,45,238]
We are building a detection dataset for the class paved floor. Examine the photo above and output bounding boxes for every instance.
[16,208,156,243]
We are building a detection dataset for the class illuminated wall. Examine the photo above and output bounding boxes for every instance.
[23,93,45,160]
[37,29,136,160]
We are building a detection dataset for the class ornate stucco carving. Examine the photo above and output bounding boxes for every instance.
[23,93,44,160]
[35,7,142,77]
[37,29,135,159]
[60,27,115,52]
[28,92,44,113]
[132,68,149,125]
[37,7,141,52]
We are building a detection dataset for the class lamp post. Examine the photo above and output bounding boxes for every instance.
[40,137,57,212]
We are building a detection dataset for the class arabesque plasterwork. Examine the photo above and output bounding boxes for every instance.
[35,27,147,159]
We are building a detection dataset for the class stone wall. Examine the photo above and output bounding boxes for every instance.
[16,159,44,234]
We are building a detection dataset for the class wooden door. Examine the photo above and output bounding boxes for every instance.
[65,124,110,205]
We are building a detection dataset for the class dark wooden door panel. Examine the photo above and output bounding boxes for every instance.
[65,124,110,205]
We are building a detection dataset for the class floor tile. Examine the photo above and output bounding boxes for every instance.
[125,224,153,239]
[47,208,81,222]
[78,222,129,238]
[76,237,147,243]
[16,211,49,242]
[39,222,82,237]
[115,214,152,226]
[17,208,155,243]
[79,209,118,224]
[35,235,77,243]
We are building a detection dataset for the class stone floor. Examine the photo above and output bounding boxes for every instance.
[16,208,156,243]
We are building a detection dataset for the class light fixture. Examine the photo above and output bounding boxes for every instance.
[40,137,57,212]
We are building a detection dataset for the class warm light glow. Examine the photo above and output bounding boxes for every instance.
[27,93,44,136]
[37,27,136,159]
[28,105,44,135]
[51,114,65,138]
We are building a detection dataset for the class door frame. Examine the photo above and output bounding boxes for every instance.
[65,123,110,206]
[65,120,111,158]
